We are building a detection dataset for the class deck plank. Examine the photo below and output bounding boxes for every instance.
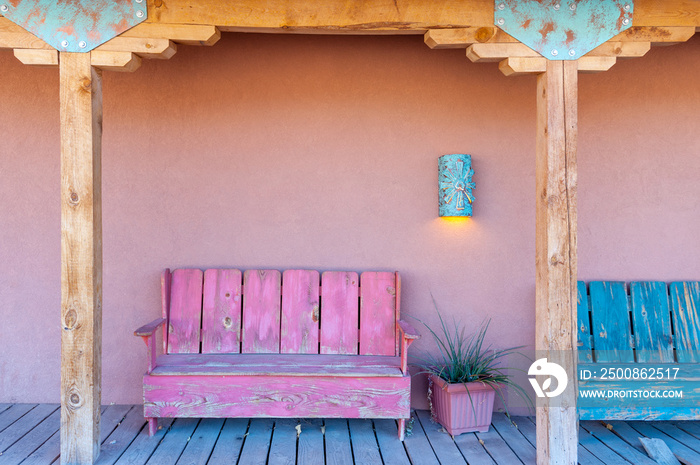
[145,418,200,464]
[0,404,37,434]
[626,421,700,465]
[348,419,382,465]
[298,419,324,465]
[268,419,298,465]
[453,432,496,465]
[0,404,57,453]
[0,405,12,417]
[402,411,439,465]
[490,413,536,465]
[0,408,60,464]
[176,418,225,465]
[109,415,174,465]
[672,421,700,440]
[519,417,603,465]
[650,421,700,452]
[373,420,411,465]
[475,418,524,464]
[416,409,470,463]
[324,419,354,465]
[606,421,649,453]
[96,407,155,465]
[578,426,630,465]
[237,419,274,465]
[206,418,249,465]
[581,420,658,465]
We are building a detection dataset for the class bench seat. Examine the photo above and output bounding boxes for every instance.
[150,354,405,377]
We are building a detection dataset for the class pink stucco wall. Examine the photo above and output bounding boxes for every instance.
[1,33,698,412]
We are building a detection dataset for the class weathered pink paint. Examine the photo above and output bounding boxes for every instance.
[167,269,204,354]
[143,374,411,419]
[281,270,320,354]
[202,269,242,354]
[320,271,359,355]
[136,267,417,439]
[161,269,172,355]
[242,269,281,353]
[360,272,397,356]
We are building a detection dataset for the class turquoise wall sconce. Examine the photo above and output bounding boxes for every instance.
[439,154,475,217]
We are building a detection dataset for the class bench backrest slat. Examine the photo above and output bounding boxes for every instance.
[630,281,674,363]
[202,269,242,354]
[359,272,397,356]
[319,271,360,354]
[577,281,593,363]
[670,282,700,363]
[589,281,634,363]
[242,270,282,354]
[281,270,320,354]
[167,269,204,354]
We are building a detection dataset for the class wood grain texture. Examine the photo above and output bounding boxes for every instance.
[202,269,242,354]
[320,271,359,355]
[13,48,58,66]
[589,281,634,363]
[90,51,142,72]
[631,281,674,363]
[167,268,204,354]
[243,269,282,353]
[535,59,578,465]
[373,420,412,465]
[281,270,320,354]
[143,375,411,419]
[60,51,103,465]
[206,418,249,465]
[578,281,593,363]
[267,418,298,465]
[639,437,681,465]
[142,0,700,32]
[360,272,397,356]
[348,419,382,465]
[324,419,354,465]
[670,282,700,363]
[297,418,324,465]
[161,269,171,354]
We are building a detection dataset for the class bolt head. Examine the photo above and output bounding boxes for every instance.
[622,18,630,25]
[0,4,8,12]
[569,49,576,57]
[136,10,144,18]
[497,18,505,25]
[551,49,559,57]
[78,41,87,48]
[497,2,505,10]
[569,3,576,10]
[624,4,631,11]
[61,40,69,48]
[553,3,560,10]
[135,0,143,3]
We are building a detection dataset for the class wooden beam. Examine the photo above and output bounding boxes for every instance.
[121,24,221,46]
[498,56,616,77]
[535,59,578,465]
[424,27,517,49]
[60,51,103,465]
[95,37,177,59]
[466,43,540,62]
[0,31,52,50]
[144,0,700,32]
[610,26,696,44]
[586,42,651,58]
[91,51,142,72]
[13,48,58,66]
[577,57,617,73]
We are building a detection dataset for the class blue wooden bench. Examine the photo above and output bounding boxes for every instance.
[577,281,700,420]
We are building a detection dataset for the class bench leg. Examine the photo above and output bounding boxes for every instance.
[398,418,406,441]
[147,417,158,436]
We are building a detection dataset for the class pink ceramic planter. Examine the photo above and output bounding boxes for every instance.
[429,374,496,435]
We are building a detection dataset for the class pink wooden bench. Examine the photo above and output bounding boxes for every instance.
[134,268,420,440]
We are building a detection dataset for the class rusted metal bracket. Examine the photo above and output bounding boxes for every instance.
[494,0,634,60]
[0,0,147,52]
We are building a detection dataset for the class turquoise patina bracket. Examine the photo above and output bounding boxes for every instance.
[0,0,147,53]
[439,154,475,218]
[494,0,634,60]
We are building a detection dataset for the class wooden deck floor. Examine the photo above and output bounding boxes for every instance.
[1,404,700,464]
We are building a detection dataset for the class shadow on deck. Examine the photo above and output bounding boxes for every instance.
[1,404,700,464]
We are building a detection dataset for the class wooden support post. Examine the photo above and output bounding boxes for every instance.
[535,60,578,465]
[60,52,103,465]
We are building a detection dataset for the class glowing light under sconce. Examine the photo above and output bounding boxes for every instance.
[439,154,475,217]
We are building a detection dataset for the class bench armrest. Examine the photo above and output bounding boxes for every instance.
[398,319,420,340]
[134,318,166,337]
